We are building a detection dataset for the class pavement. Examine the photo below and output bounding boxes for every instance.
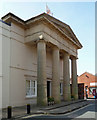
[1,99,89,120]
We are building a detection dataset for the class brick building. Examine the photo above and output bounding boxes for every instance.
[78,72,97,98]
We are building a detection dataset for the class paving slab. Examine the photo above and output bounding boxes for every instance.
[1,99,89,119]
[47,101,88,114]
[39,99,86,110]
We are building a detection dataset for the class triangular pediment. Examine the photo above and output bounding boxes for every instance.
[1,12,82,49]
[41,13,82,49]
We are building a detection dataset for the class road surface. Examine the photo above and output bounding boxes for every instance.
[21,100,97,120]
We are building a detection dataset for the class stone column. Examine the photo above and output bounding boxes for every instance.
[63,52,71,101]
[37,40,47,106]
[71,57,78,100]
[52,46,60,103]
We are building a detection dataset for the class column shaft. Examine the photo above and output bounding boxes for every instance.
[52,47,60,103]
[37,40,47,106]
[71,57,78,100]
[63,52,71,101]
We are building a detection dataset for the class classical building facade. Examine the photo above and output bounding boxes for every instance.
[0,13,82,108]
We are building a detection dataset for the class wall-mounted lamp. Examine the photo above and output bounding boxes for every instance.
[39,35,43,40]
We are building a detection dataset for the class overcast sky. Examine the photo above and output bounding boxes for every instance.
[0,1,95,76]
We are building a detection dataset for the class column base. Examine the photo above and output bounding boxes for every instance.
[54,99,61,104]
[74,95,78,100]
[72,86,78,100]
[64,98,71,101]
[37,101,47,106]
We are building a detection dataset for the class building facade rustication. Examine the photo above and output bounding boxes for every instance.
[0,13,82,108]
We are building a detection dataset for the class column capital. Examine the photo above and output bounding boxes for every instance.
[37,39,46,43]
[70,55,77,60]
[63,51,70,56]
[36,34,47,43]
[52,45,60,50]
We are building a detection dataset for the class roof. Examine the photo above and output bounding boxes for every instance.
[78,72,95,77]
[78,72,97,83]
[1,12,82,49]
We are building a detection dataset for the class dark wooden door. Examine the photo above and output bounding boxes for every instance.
[78,83,84,99]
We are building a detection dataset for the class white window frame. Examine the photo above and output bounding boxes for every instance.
[26,80,37,98]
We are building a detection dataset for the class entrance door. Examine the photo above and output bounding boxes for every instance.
[47,81,51,97]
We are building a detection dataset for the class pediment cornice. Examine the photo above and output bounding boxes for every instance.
[1,12,82,49]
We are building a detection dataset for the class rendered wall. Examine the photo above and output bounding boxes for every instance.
[1,21,11,108]
[10,22,64,107]
[1,21,64,108]
[0,21,2,112]
[10,23,36,106]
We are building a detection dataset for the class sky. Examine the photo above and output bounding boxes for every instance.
[0,1,95,76]
[96,1,97,75]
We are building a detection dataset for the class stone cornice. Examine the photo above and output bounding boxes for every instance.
[25,16,82,49]
[2,12,82,49]
[1,12,26,28]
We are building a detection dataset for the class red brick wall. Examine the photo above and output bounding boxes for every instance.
[78,72,97,98]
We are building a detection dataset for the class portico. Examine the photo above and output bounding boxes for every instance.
[36,36,79,105]
[1,12,82,107]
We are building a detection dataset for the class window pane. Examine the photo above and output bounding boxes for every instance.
[89,87,95,95]
[26,80,30,96]
[26,87,30,96]
[31,81,35,87]
[31,88,35,95]
[26,80,30,88]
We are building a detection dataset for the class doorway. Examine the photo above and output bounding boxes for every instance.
[47,81,51,97]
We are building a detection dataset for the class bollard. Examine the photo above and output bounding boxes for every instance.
[27,104,30,114]
[7,106,12,119]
